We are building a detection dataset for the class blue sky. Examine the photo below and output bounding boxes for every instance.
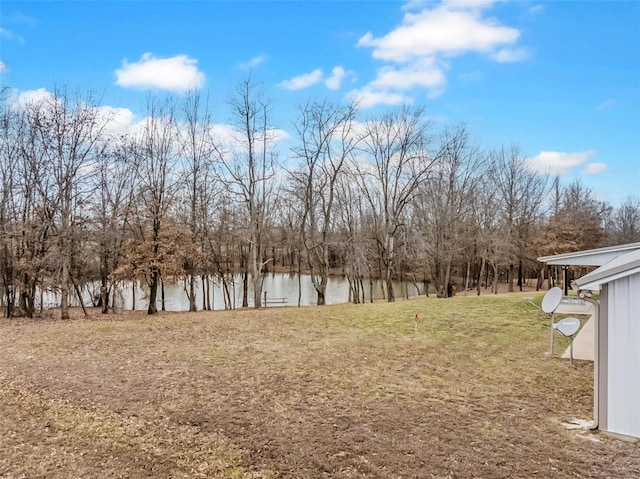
[1,0,638,205]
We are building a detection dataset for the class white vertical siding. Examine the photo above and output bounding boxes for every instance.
[606,272,640,438]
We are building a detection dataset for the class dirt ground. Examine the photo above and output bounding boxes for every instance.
[1,294,638,478]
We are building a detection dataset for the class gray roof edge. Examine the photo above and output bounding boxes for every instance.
[537,242,640,263]
[574,250,640,288]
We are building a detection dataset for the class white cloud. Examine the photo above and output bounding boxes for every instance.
[583,162,608,175]
[347,86,413,109]
[11,88,57,109]
[240,55,267,69]
[325,66,349,90]
[402,0,431,11]
[406,1,499,13]
[279,66,355,91]
[358,5,520,62]
[443,0,498,9]
[210,123,290,161]
[597,99,616,111]
[13,12,37,25]
[352,1,526,108]
[10,89,138,146]
[371,57,447,94]
[489,47,529,63]
[525,150,596,175]
[279,69,323,90]
[528,4,545,14]
[0,27,25,45]
[0,61,6,73]
[115,53,205,92]
[266,128,291,145]
[210,123,238,145]
[95,106,137,137]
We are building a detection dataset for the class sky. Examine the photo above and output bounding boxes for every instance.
[0,0,638,205]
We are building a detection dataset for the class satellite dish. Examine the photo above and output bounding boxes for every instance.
[542,287,563,314]
[555,317,581,337]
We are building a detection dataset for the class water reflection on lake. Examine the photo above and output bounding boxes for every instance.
[113,273,425,311]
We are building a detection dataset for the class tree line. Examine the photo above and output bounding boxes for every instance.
[1,81,638,319]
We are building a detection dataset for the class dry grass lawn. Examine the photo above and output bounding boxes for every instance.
[1,293,638,478]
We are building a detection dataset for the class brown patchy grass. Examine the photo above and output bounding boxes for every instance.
[1,294,638,478]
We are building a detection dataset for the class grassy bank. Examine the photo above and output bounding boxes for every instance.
[1,294,638,478]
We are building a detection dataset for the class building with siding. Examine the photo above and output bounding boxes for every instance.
[573,249,640,439]
[538,243,640,439]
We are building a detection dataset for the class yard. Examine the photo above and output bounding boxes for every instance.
[1,294,638,478]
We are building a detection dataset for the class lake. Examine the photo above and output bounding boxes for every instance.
[47,273,426,311]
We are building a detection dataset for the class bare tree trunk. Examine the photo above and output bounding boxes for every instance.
[297,251,302,307]
[100,252,109,314]
[222,275,232,310]
[111,284,118,311]
[536,267,544,291]
[385,274,395,301]
[518,258,523,292]
[242,266,248,308]
[19,287,34,318]
[317,288,326,306]
[444,262,452,298]
[73,282,88,317]
[464,261,471,296]
[101,283,109,314]
[508,264,514,292]
[477,257,486,296]
[252,239,262,309]
[202,275,206,310]
[5,286,14,318]
[148,274,158,314]
[188,275,196,312]
[369,277,374,303]
[206,276,212,310]
[60,259,70,319]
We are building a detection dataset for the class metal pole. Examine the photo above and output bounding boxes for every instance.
[580,295,600,429]
[563,265,569,296]
[550,312,555,356]
[570,337,574,366]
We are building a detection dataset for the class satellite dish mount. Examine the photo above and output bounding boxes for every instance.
[554,317,581,366]
[541,287,562,356]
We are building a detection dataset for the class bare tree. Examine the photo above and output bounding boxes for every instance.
[0,96,21,316]
[180,89,218,311]
[473,182,514,294]
[489,145,549,292]
[128,96,181,315]
[543,179,607,255]
[8,106,52,317]
[291,99,358,305]
[24,87,107,319]
[335,172,370,304]
[414,125,484,297]
[354,106,434,302]
[220,77,279,308]
[91,143,135,313]
[612,196,640,244]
